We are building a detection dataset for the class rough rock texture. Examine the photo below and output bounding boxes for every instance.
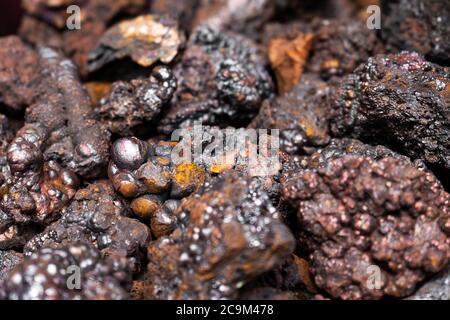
[301,138,426,171]
[406,266,450,300]
[158,25,274,133]
[330,52,450,172]
[268,32,313,94]
[250,74,331,155]
[306,18,384,79]
[381,0,450,66]
[97,65,176,135]
[0,250,23,281]
[150,0,200,33]
[0,242,132,300]
[281,155,450,299]
[17,46,111,178]
[248,254,318,299]
[149,199,181,238]
[145,173,295,299]
[1,92,81,248]
[0,157,79,227]
[1,45,102,248]
[0,0,446,302]
[23,181,150,271]
[192,0,276,37]
[108,130,282,220]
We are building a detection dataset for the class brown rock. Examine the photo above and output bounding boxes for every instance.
[0,36,40,113]
[145,173,295,299]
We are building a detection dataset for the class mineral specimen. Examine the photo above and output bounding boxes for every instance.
[157,25,274,133]
[381,0,450,65]
[281,155,450,299]
[88,15,185,73]
[406,266,450,300]
[145,173,295,299]
[0,36,40,113]
[250,74,331,154]
[97,65,176,135]
[268,32,314,94]
[24,181,150,271]
[330,52,450,172]
[0,242,132,300]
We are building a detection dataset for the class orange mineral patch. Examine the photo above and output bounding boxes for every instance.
[131,195,160,220]
[268,33,313,94]
[173,163,206,190]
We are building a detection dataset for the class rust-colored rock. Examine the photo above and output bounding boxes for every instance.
[85,81,112,104]
[88,15,185,72]
[381,0,450,65]
[20,0,149,75]
[0,242,132,300]
[281,155,450,299]
[21,46,111,178]
[0,37,40,113]
[149,199,180,238]
[157,25,274,133]
[24,181,151,271]
[0,250,23,281]
[96,65,176,135]
[268,33,313,94]
[330,52,450,172]
[145,173,295,299]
